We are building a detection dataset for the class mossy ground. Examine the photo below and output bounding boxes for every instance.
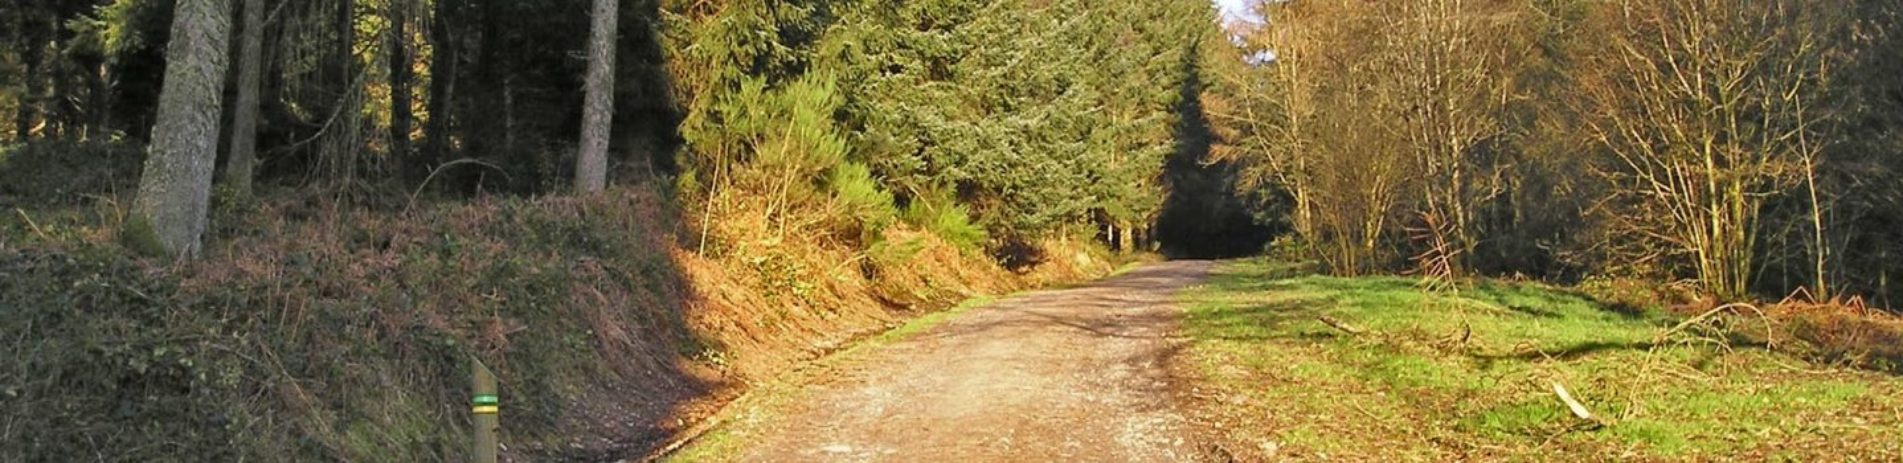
[1178,259,1903,460]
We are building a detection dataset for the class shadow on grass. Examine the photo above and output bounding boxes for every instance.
[1468,340,1661,363]
[1185,296,1339,343]
[1465,280,1655,322]
[1187,266,1677,365]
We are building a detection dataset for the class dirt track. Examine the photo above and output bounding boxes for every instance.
[685,260,1215,462]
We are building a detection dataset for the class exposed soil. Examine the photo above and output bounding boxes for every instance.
[678,260,1217,462]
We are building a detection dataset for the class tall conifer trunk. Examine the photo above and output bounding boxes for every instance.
[14,0,43,140]
[129,0,233,258]
[575,0,618,193]
[387,1,414,168]
[423,0,457,173]
[224,0,265,199]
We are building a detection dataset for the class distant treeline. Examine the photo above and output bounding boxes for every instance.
[1206,0,1902,306]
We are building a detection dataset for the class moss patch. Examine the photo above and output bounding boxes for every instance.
[117,213,169,258]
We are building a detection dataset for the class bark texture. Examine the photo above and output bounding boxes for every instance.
[387,0,414,168]
[132,0,233,258]
[423,0,456,170]
[14,0,43,140]
[223,0,264,198]
[574,0,618,193]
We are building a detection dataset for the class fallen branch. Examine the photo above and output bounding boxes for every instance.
[404,158,513,216]
[1551,382,1607,428]
[15,208,47,239]
[1317,316,1366,336]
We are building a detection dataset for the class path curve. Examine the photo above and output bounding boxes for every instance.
[695,260,1215,462]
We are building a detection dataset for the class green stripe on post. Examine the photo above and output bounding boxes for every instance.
[473,358,499,463]
[473,395,499,406]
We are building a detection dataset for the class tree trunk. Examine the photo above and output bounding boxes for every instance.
[1119,221,1134,253]
[387,0,414,171]
[43,4,66,139]
[423,0,457,173]
[318,0,361,183]
[1882,249,1891,309]
[503,73,515,159]
[14,0,42,140]
[574,0,618,193]
[224,0,265,199]
[129,0,233,258]
[91,59,113,137]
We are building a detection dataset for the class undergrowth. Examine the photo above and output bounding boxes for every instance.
[4,188,703,461]
[1,138,1114,461]
[0,141,145,207]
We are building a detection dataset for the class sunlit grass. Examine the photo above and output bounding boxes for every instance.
[1179,258,1903,460]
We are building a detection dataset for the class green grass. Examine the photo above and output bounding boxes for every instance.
[1179,258,1903,460]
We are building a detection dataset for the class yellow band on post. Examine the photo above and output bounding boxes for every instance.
[472,405,500,414]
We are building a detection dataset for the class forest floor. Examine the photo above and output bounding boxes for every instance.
[662,261,1217,462]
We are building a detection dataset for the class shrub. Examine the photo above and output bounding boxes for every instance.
[828,161,899,242]
[1761,299,1903,372]
[0,141,145,207]
[904,190,987,252]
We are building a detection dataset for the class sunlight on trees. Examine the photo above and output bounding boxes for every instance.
[1217,0,1899,303]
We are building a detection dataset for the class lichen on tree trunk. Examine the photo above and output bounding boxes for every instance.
[574,0,618,193]
[130,0,233,258]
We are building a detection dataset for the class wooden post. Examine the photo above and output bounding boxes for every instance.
[473,358,499,463]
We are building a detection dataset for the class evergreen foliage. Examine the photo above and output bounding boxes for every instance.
[668,0,1223,248]
[6,0,1227,252]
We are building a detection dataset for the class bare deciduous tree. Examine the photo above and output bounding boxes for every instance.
[1577,0,1844,299]
[1385,0,1517,275]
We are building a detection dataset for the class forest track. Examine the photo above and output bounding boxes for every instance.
[674,260,1216,462]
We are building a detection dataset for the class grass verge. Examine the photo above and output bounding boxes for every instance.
[1177,259,1903,460]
